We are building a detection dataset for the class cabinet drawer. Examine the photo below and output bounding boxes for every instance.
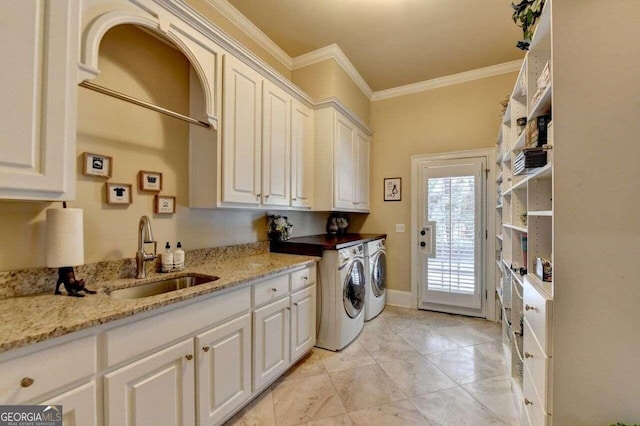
[523,319,552,413]
[105,287,250,367]
[523,276,553,353]
[253,274,289,307]
[523,365,552,426]
[290,265,316,291]
[0,335,96,404]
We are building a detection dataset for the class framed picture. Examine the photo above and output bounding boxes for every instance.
[83,152,112,178]
[155,195,176,214]
[384,177,402,201]
[105,183,132,205]
[138,170,163,192]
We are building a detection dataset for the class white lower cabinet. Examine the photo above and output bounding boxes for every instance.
[43,381,97,426]
[196,313,252,425]
[104,339,196,426]
[253,296,291,391]
[290,285,316,363]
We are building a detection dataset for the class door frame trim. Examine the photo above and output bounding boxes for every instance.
[410,148,497,320]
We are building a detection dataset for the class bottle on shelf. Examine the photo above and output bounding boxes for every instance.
[174,242,185,270]
[162,242,173,272]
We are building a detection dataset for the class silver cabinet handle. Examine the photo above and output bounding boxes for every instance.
[525,304,535,311]
[185,354,193,361]
[524,398,533,406]
[524,352,533,358]
[271,288,277,292]
[202,346,210,352]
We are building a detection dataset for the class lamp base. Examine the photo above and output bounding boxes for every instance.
[55,266,96,297]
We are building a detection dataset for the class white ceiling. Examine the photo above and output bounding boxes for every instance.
[223,0,525,92]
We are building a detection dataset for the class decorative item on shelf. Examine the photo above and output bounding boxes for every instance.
[535,257,552,282]
[520,233,528,276]
[267,214,293,241]
[138,170,163,192]
[326,216,339,235]
[499,95,510,118]
[106,183,132,205]
[520,212,528,226]
[517,117,527,136]
[155,195,176,214]
[383,177,402,201]
[83,152,113,178]
[511,0,546,50]
[327,213,350,235]
[46,203,95,297]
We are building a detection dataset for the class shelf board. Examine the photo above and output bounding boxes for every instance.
[496,259,503,270]
[502,103,512,124]
[497,288,504,306]
[528,84,552,122]
[503,187,512,197]
[502,150,511,163]
[512,131,527,151]
[496,203,503,209]
[496,171,503,183]
[496,234,504,241]
[511,177,527,191]
[504,224,527,233]
[525,274,553,300]
[527,163,552,180]
[528,210,552,217]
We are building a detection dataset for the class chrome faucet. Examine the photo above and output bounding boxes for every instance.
[136,216,157,279]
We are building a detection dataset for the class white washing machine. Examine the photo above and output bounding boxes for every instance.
[364,238,386,321]
[316,243,366,351]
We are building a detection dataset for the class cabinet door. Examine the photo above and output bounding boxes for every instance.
[333,112,357,210]
[290,285,316,363]
[196,313,251,426]
[222,55,262,205]
[262,80,290,206]
[42,381,96,426]
[291,99,314,209]
[104,339,195,426]
[253,297,290,391]
[0,1,78,200]
[355,130,370,212]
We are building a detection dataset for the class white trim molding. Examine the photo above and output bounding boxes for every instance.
[292,44,373,100]
[202,0,293,69]
[372,60,522,101]
[386,290,412,309]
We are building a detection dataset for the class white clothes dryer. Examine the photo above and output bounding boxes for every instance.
[316,243,366,351]
[364,238,386,321]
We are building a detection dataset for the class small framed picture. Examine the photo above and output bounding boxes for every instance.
[155,195,176,214]
[138,170,163,192]
[83,152,112,178]
[106,183,132,205]
[384,177,402,202]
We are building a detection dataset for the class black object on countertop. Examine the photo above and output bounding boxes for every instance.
[270,233,386,257]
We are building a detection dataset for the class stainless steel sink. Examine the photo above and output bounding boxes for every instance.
[107,275,219,300]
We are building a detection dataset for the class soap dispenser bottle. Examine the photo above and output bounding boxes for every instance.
[174,242,185,270]
[162,242,173,272]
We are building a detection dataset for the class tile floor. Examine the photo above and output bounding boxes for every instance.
[225,306,519,426]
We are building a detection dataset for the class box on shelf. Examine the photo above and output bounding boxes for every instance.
[525,115,552,148]
[514,148,547,175]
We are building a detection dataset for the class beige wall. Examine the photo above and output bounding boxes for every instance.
[0,25,326,271]
[185,0,291,78]
[292,59,370,124]
[359,72,518,293]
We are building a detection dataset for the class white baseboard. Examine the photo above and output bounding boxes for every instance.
[386,290,412,308]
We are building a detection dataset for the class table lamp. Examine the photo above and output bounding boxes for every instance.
[46,205,95,297]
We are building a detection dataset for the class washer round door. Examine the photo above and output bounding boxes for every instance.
[343,259,365,318]
[371,251,386,298]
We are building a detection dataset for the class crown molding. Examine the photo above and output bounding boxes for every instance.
[292,44,373,100]
[372,60,523,101]
[314,97,373,136]
[202,0,293,69]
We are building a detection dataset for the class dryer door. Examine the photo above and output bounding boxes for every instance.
[371,251,386,298]
[343,259,365,318]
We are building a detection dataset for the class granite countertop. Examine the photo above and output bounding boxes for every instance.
[0,252,318,354]
[271,233,386,257]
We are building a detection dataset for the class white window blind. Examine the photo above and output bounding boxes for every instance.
[427,176,476,294]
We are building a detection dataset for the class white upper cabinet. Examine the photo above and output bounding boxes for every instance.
[291,99,314,209]
[222,55,263,205]
[262,80,291,207]
[314,106,372,212]
[0,1,79,200]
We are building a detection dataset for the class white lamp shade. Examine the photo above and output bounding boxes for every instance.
[46,208,84,268]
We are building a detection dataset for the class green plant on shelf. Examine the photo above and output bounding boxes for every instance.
[511,0,545,50]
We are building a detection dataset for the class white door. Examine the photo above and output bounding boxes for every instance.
[333,112,356,210]
[291,99,314,209]
[196,313,251,426]
[104,339,195,426]
[417,157,485,312]
[253,297,290,391]
[43,381,96,426]
[222,55,262,205]
[290,285,316,362]
[355,130,370,211]
[262,80,290,206]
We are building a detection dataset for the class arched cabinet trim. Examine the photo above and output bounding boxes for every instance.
[79,3,223,129]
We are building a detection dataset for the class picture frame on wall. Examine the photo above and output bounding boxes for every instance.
[155,195,176,214]
[384,177,402,201]
[105,183,132,205]
[83,152,112,178]
[138,170,163,192]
